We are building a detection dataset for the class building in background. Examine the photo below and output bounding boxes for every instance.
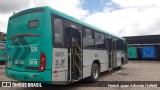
[123,35,160,60]
[0,32,6,41]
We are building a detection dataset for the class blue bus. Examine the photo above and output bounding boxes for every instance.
[142,46,155,59]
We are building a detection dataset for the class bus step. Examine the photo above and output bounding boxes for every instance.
[108,68,112,71]
[73,77,82,82]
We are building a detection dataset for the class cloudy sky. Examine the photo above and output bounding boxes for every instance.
[1,0,160,37]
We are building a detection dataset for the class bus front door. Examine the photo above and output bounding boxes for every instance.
[67,27,83,83]
[107,38,112,69]
[112,39,117,68]
[108,38,116,69]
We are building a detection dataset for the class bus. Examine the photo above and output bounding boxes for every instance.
[128,46,137,59]
[5,6,128,85]
[142,46,155,59]
[0,41,6,62]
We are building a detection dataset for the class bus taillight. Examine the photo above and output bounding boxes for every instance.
[39,52,46,72]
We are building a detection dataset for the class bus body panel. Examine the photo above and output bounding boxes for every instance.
[83,49,108,78]
[5,8,52,82]
[116,51,124,66]
[83,50,125,78]
[5,69,51,82]
[52,48,68,84]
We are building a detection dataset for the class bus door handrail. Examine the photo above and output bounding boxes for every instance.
[73,39,81,52]
[71,47,82,74]
[71,37,82,75]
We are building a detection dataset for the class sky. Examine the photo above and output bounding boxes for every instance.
[1,0,160,37]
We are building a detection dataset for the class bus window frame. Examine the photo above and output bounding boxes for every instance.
[28,20,39,29]
[51,14,125,51]
[63,17,83,48]
[51,14,65,48]
[116,39,124,51]
[94,31,105,49]
[52,14,83,48]
[105,34,110,50]
[83,28,95,49]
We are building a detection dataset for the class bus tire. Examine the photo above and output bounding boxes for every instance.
[89,63,100,82]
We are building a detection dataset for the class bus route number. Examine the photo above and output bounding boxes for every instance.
[31,47,38,52]
[7,61,13,67]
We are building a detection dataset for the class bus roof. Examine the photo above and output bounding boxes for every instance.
[10,6,125,40]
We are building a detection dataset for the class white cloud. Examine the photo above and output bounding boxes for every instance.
[0,0,89,33]
[1,0,160,37]
[0,0,31,13]
[84,0,160,37]
[113,0,160,8]
[0,14,11,32]
[44,0,89,19]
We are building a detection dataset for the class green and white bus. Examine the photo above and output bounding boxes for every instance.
[5,6,127,85]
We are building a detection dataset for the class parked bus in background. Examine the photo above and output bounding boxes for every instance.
[128,46,138,60]
[0,41,6,62]
[142,46,155,59]
[5,6,128,85]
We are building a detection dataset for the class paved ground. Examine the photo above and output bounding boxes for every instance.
[0,61,160,90]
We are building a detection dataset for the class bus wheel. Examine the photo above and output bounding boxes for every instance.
[89,63,100,82]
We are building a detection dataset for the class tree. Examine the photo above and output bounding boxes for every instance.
[0,32,6,41]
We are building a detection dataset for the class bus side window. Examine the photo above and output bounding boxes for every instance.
[116,40,123,50]
[105,34,109,49]
[94,32,99,48]
[95,32,105,48]
[105,35,112,51]
[99,33,105,48]
[83,28,94,48]
[54,18,64,46]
